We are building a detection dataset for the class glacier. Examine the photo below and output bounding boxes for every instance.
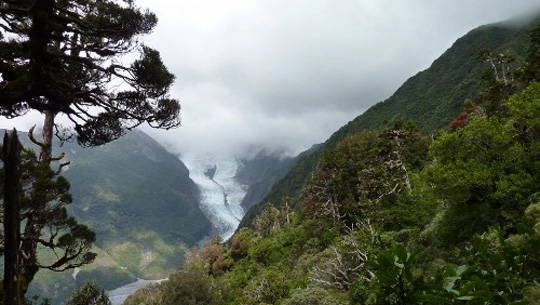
[105,155,247,305]
[184,155,246,241]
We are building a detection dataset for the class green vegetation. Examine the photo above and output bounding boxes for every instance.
[126,21,540,305]
[0,132,96,304]
[65,282,111,305]
[2,4,538,305]
[1,129,208,305]
[127,81,539,305]
[62,131,210,248]
[241,14,540,228]
[0,0,180,148]
[236,151,296,209]
[1,0,185,304]
[23,131,206,305]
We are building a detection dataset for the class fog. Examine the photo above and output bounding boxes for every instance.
[2,0,540,159]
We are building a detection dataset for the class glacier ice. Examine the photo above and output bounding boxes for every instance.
[184,155,246,241]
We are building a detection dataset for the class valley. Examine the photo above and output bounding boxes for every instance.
[11,130,293,305]
[0,2,538,305]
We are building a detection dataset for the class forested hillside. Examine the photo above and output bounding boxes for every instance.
[235,151,296,210]
[63,130,209,248]
[4,130,212,304]
[240,14,540,228]
[123,17,540,305]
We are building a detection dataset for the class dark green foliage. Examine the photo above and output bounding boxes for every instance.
[375,180,439,235]
[74,268,135,291]
[62,131,209,247]
[427,82,540,244]
[523,24,540,82]
[65,282,110,305]
[230,228,255,261]
[1,1,183,302]
[17,149,97,271]
[1,133,96,301]
[123,285,162,305]
[282,287,348,305]
[160,264,223,305]
[241,15,539,229]
[358,21,528,133]
[25,295,51,305]
[239,145,321,228]
[4,12,534,305]
[302,126,429,228]
[420,225,539,304]
[360,243,424,305]
[0,0,180,146]
[147,24,540,305]
[10,129,211,304]
[235,151,296,209]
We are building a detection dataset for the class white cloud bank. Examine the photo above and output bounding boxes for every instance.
[2,0,539,158]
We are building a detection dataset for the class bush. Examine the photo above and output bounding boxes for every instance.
[123,285,162,305]
[65,282,111,305]
[160,264,223,305]
[282,287,348,305]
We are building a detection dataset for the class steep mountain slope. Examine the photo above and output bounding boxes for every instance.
[235,151,296,210]
[133,16,540,305]
[134,80,540,305]
[4,130,212,304]
[179,151,295,241]
[63,130,210,247]
[240,14,540,228]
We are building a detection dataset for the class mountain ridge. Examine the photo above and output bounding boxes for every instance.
[0,128,213,304]
[239,12,540,228]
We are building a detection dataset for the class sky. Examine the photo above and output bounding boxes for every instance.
[1,0,540,159]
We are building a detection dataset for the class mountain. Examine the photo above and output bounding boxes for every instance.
[2,130,212,304]
[134,80,540,305]
[235,151,296,210]
[179,150,295,242]
[127,14,540,305]
[2,127,297,304]
[240,13,540,228]
[63,130,210,248]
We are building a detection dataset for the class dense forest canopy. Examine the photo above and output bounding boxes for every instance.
[0,0,180,148]
[122,20,540,305]
[240,13,540,228]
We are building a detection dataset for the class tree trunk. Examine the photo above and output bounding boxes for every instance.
[39,110,55,164]
[2,130,24,305]
[16,110,57,299]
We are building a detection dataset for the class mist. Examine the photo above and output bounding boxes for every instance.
[2,0,540,159]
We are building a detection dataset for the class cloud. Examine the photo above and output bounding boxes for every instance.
[139,0,540,157]
[3,0,540,158]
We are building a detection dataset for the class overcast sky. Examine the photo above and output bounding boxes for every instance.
[1,0,539,159]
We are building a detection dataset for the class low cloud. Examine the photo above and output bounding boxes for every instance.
[2,0,540,158]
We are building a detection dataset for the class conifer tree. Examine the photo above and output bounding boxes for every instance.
[1,130,23,305]
[65,282,111,305]
[0,0,180,160]
[0,1,178,302]
[1,131,96,304]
